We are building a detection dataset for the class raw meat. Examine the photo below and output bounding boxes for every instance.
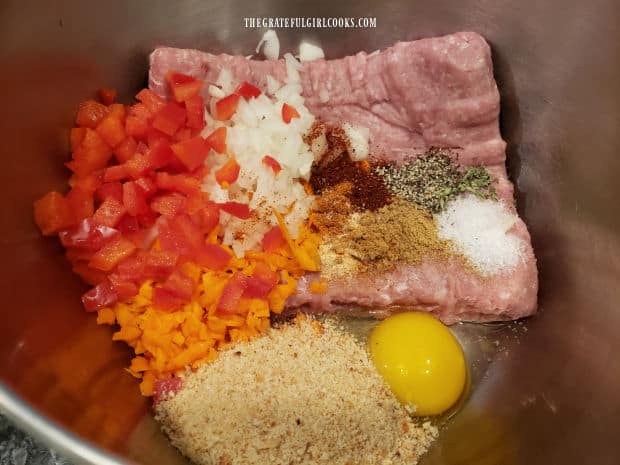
[148,32,538,323]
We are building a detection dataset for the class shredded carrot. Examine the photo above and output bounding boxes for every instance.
[273,209,320,272]
[309,280,328,294]
[302,180,314,195]
[97,215,321,396]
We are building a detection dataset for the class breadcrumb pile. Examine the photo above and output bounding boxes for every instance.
[155,317,437,465]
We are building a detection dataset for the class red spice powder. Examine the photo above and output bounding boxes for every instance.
[310,152,392,211]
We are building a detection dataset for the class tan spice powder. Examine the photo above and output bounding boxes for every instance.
[311,182,354,235]
[320,199,453,278]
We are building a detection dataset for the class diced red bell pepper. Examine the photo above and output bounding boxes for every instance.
[282,103,300,123]
[215,94,240,121]
[261,225,285,253]
[243,262,279,298]
[147,127,173,149]
[216,272,249,315]
[103,165,128,183]
[129,102,153,121]
[243,276,274,299]
[73,127,111,154]
[95,182,123,203]
[71,261,108,286]
[33,191,73,236]
[194,243,232,271]
[66,187,94,222]
[115,254,145,282]
[143,250,178,280]
[152,288,184,311]
[194,201,220,233]
[104,153,150,182]
[70,127,87,152]
[135,176,157,198]
[152,102,186,136]
[170,137,210,170]
[182,191,207,214]
[166,72,204,102]
[153,268,195,310]
[126,153,152,178]
[136,88,165,114]
[153,377,183,405]
[125,116,149,138]
[108,103,126,121]
[116,214,140,235]
[150,193,187,218]
[118,239,175,279]
[98,88,117,105]
[96,113,125,147]
[145,139,174,170]
[220,201,251,219]
[82,280,118,311]
[161,269,194,300]
[262,155,281,174]
[114,136,137,163]
[235,81,261,99]
[67,129,113,176]
[137,210,159,228]
[173,128,192,142]
[58,218,120,250]
[125,229,148,249]
[155,172,201,196]
[108,273,139,300]
[158,214,202,256]
[68,171,103,194]
[136,141,148,154]
[122,181,149,216]
[92,197,126,227]
[215,158,240,186]
[205,126,226,154]
[89,236,137,271]
[184,94,205,129]
[75,100,109,129]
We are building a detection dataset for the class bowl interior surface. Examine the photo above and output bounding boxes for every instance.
[0,1,618,464]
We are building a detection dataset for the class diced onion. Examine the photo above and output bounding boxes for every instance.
[342,123,370,161]
[299,42,325,62]
[256,29,280,60]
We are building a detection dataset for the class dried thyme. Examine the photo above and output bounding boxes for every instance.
[374,149,497,213]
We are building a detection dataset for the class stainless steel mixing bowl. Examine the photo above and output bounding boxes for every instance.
[1,0,618,464]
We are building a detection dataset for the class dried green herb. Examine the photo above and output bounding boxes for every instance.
[374,149,497,213]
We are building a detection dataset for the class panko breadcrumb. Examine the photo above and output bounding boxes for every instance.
[155,317,437,465]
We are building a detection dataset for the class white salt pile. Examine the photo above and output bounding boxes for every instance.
[435,195,525,276]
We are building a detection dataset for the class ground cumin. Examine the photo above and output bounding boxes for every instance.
[320,199,452,277]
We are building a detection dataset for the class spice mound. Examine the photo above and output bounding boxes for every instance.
[319,199,453,278]
[375,148,496,213]
[155,317,437,465]
[309,124,392,212]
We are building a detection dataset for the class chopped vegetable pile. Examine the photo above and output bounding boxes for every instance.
[33,73,320,395]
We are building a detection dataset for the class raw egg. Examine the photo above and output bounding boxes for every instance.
[369,312,466,416]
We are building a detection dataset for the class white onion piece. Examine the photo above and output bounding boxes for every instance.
[256,29,280,60]
[299,42,325,62]
[342,123,370,161]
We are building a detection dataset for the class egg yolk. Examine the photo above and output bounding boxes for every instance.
[369,312,466,416]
